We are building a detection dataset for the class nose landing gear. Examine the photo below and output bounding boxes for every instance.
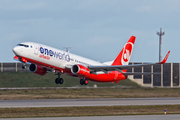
[22,63,26,69]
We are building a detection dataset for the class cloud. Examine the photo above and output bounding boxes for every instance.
[77,0,121,11]
[135,0,180,14]
[0,0,48,11]
[147,40,158,48]
[165,0,180,12]
[88,36,114,45]
[5,17,53,26]
[136,5,152,13]
[7,33,23,41]
[129,30,150,38]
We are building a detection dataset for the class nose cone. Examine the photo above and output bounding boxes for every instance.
[13,46,20,55]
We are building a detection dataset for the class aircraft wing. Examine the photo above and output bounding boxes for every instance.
[88,51,170,75]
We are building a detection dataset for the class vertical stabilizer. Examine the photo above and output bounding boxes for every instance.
[112,36,136,66]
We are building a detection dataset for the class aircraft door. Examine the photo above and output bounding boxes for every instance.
[34,45,39,55]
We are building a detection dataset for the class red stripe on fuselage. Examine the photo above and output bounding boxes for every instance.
[17,56,127,82]
[16,55,72,75]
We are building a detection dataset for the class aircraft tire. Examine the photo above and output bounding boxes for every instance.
[55,78,59,84]
[84,80,88,85]
[22,65,26,69]
[80,79,84,85]
[59,78,64,84]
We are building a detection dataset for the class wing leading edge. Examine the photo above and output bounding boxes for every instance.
[88,51,170,75]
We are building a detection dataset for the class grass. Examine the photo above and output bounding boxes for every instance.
[0,72,180,100]
[0,72,179,118]
[0,72,140,87]
[0,87,180,100]
[0,105,179,118]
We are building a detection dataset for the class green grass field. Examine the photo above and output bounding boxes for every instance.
[0,72,140,87]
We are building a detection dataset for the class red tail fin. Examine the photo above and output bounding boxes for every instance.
[112,36,136,66]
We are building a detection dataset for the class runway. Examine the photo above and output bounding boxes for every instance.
[0,98,180,108]
[0,115,180,120]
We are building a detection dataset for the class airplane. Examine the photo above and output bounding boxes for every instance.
[12,36,170,85]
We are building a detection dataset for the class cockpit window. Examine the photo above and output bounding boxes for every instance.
[17,44,29,48]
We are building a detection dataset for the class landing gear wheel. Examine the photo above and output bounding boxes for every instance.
[55,78,59,84]
[80,79,84,85]
[22,64,26,69]
[55,72,64,85]
[80,79,88,85]
[84,80,88,85]
[59,78,64,84]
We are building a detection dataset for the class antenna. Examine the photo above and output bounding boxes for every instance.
[63,47,71,52]
[157,28,165,62]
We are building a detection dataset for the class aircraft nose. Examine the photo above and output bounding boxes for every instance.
[13,46,19,55]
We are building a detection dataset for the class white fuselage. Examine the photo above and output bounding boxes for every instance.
[13,42,105,70]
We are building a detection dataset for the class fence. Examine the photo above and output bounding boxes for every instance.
[1,62,180,87]
[128,63,180,87]
[0,63,29,72]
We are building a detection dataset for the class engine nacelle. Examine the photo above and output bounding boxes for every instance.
[29,64,47,76]
[71,64,90,77]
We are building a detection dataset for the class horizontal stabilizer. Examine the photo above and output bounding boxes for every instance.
[122,72,161,75]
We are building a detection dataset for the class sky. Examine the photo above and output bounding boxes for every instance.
[0,0,179,63]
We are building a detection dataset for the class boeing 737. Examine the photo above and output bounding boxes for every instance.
[12,36,170,85]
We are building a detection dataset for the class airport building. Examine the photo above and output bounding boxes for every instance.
[128,63,180,87]
[0,62,180,87]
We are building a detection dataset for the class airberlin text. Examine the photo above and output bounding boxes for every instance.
[39,47,70,62]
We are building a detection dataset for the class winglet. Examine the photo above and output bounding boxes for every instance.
[158,51,170,64]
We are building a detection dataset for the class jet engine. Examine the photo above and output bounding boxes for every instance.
[29,64,47,76]
[71,64,90,77]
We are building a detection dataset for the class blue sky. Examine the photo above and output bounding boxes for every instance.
[0,0,179,63]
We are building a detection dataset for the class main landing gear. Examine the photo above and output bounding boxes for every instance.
[80,79,88,85]
[55,72,64,84]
